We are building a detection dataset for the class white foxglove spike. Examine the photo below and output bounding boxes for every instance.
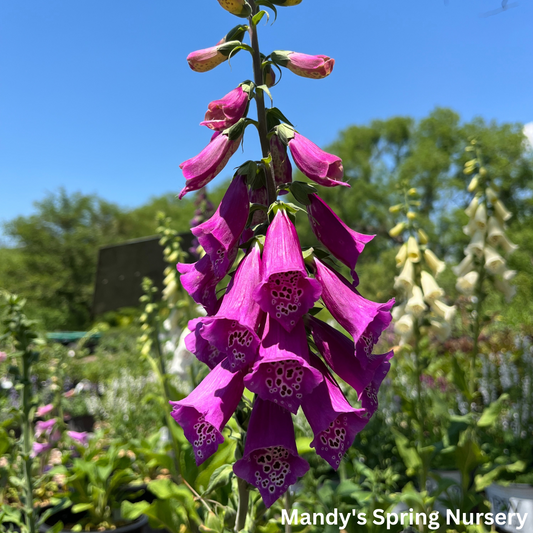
[484,245,506,274]
[420,270,444,301]
[456,271,479,295]
[394,259,415,292]
[424,249,446,277]
[453,254,475,277]
[406,286,427,317]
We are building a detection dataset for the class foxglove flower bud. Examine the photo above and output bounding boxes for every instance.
[270,0,303,5]
[406,236,421,263]
[396,244,407,267]
[196,245,263,371]
[284,129,347,188]
[474,203,487,231]
[271,51,334,79]
[307,194,374,274]
[424,249,446,277]
[35,419,56,438]
[394,259,414,292]
[36,404,54,417]
[170,362,245,465]
[406,286,427,317]
[200,83,251,131]
[389,222,406,238]
[465,230,486,258]
[456,271,479,295]
[302,354,368,469]
[484,245,506,274]
[217,0,251,17]
[191,175,249,278]
[420,271,444,301]
[187,25,247,72]
[254,209,322,332]
[263,64,276,88]
[243,318,322,414]
[179,131,243,199]
[464,196,479,217]
[32,442,52,457]
[494,199,512,222]
[233,398,309,509]
[314,259,394,346]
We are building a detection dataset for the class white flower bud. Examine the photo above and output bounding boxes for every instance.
[395,243,407,268]
[465,230,486,258]
[486,187,498,203]
[453,254,474,277]
[394,259,415,292]
[391,303,406,322]
[456,271,479,295]
[487,216,505,247]
[464,196,479,218]
[474,203,487,231]
[503,269,517,281]
[421,270,444,301]
[484,245,506,274]
[405,286,427,317]
[407,236,421,263]
[424,249,446,277]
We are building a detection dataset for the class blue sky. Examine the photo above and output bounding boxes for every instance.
[1,0,532,231]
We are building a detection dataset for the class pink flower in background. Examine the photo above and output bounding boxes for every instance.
[32,442,52,457]
[36,404,54,417]
[67,431,89,446]
[0,352,7,363]
[35,418,56,438]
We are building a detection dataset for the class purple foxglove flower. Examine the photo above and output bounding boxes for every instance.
[36,404,54,417]
[243,317,322,414]
[170,362,245,465]
[191,175,249,279]
[179,131,242,199]
[308,316,391,395]
[200,85,250,131]
[271,51,334,79]
[359,351,393,417]
[32,441,52,456]
[233,398,309,508]
[35,418,56,438]
[185,317,226,369]
[314,258,394,347]
[288,133,347,188]
[197,245,264,371]
[67,431,89,446]
[177,255,221,315]
[270,134,292,192]
[302,354,369,469]
[253,209,322,332]
[307,194,374,274]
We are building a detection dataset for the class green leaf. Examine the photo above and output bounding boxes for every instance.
[477,393,509,427]
[147,478,192,502]
[256,0,278,21]
[290,181,317,206]
[392,429,422,475]
[72,503,94,513]
[256,84,273,106]
[121,500,151,521]
[202,464,234,496]
[266,107,293,128]
[46,522,65,533]
[252,10,268,26]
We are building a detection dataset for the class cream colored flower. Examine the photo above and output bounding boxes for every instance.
[499,234,518,255]
[420,270,444,301]
[391,303,406,322]
[429,318,451,341]
[494,199,512,222]
[394,259,415,292]
[424,249,446,277]
[464,196,479,217]
[485,187,498,203]
[430,299,456,323]
[394,313,414,336]
[494,277,516,303]
[456,271,479,295]
[474,203,487,231]
[453,254,474,277]
[503,269,517,281]
[395,243,407,268]
[407,236,421,263]
[406,286,427,317]
[487,216,504,247]
[465,230,486,258]
[484,245,506,274]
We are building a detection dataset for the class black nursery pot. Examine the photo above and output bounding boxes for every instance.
[66,414,95,433]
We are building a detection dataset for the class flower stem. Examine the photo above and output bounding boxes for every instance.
[469,267,485,399]
[235,477,250,532]
[248,0,277,207]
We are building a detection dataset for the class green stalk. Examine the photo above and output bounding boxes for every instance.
[469,254,486,399]
[235,477,250,533]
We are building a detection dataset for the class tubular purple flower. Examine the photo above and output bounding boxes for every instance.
[302,354,369,469]
[314,258,394,346]
[35,418,56,439]
[270,134,292,192]
[185,317,226,369]
[32,442,52,457]
[307,194,374,274]
[253,209,322,332]
[359,351,393,417]
[271,51,334,79]
[191,175,249,279]
[179,131,243,199]
[288,133,347,188]
[243,317,322,414]
[307,316,391,394]
[170,362,245,465]
[233,397,309,508]
[36,404,54,417]
[67,431,89,446]
[177,253,226,315]
[198,245,264,371]
[200,85,250,131]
